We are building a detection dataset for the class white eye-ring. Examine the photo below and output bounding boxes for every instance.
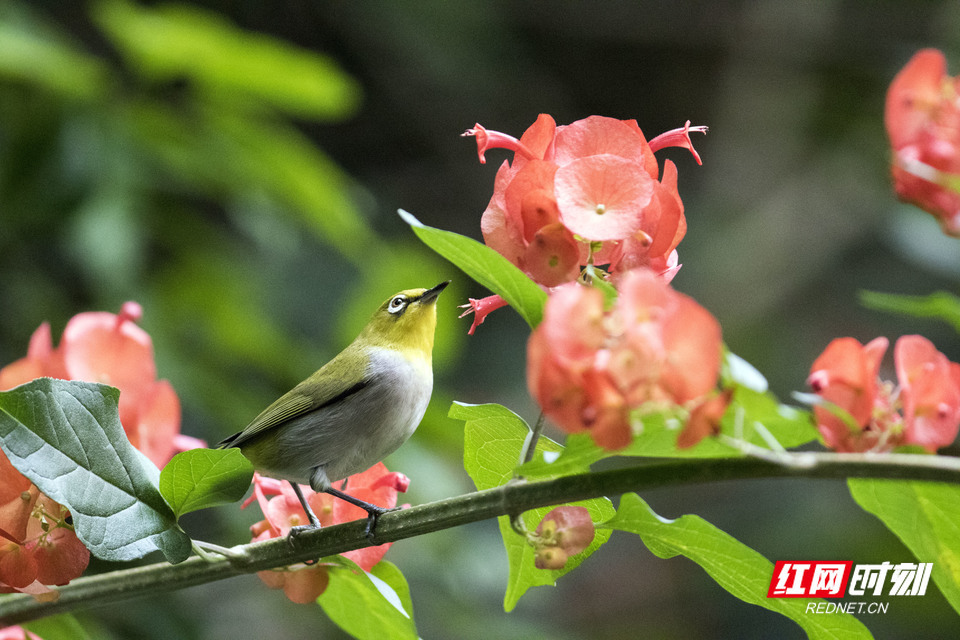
[387,296,407,314]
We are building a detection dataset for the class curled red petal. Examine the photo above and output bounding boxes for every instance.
[648,121,708,165]
[462,123,535,164]
[458,295,509,335]
[371,472,410,494]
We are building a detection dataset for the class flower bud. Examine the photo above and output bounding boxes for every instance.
[536,506,595,556]
[535,546,568,570]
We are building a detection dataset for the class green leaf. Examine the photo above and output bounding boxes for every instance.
[451,401,614,610]
[0,378,191,563]
[500,497,613,612]
[399,209,547,329]
[24,614,94,640]
[519,386,818,479]
[318,557,418,640]
[605,493,871,639]
[860,290,960,334]
[159,448,253,518]
[453,402,552,488]
[370,561,416,623]
[0,16,109,100]
[206,111,377,264]
[848,478,960,615]
[95,0,360,120]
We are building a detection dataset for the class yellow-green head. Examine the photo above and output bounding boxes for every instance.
[358,281,449,360]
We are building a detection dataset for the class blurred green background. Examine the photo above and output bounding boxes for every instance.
[2,1,960,638]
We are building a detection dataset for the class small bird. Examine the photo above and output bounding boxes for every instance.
[219,281,448,537]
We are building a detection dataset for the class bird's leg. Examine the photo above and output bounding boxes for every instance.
[324,486,397,541]
[308,467,394,540]
[288,481,322,535]
[286,482,324,564]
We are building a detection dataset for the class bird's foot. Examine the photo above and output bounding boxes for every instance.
[287,523,322,564]
[362,505,400,541]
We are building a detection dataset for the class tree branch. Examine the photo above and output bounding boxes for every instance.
[3,451,960,625]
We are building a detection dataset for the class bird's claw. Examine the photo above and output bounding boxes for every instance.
[287,523,322,564]
[363,505,399,542]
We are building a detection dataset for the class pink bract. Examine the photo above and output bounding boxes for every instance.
[527,268,722,450]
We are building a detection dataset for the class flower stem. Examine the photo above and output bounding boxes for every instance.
[519,412,546,466]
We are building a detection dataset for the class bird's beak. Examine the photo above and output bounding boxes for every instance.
[420,280,450,305]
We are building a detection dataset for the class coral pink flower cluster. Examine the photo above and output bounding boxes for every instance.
[527,268,723,450]
[886,49,960,235]
[461,114,705,333]
[0,302,197,467]
[807,335,960,452]
[245,464,409,604]
[0,450,89,601]
[0,302,198,599]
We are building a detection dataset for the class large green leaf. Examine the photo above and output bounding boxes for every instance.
[860,290,960,334]
[95,0,360,119]
[0,378,191,563]
[318,557,418,640]
[605,493,871,639]
[159,448,253,518]
[399,210,547,329]
[848,478,960,615]
[452,401,614,611]
[208,110,377,264]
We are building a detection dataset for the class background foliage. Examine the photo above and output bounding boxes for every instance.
[2,1,960,637]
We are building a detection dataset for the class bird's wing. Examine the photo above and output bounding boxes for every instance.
[218,352,367,449]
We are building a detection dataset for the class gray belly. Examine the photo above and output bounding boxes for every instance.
[264,348,432,487]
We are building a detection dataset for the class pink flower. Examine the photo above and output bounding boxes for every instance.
[0,451,90,601]
[0,302,198,468]
[807,335,960,452]
[885,49,960,235]
[0,627,43,640]
[895,336,960,450]
[245,463,408,604]
[463,114,705,330]
[527,268,723,450]
[676,389,733,450]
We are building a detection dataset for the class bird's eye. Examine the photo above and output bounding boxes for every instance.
[387,296,407,314]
